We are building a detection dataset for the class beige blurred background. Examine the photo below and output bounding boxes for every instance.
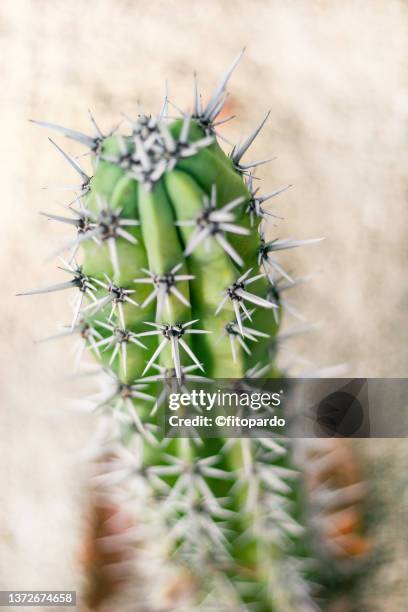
[1,0,407,610]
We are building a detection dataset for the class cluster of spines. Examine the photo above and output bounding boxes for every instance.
[21,52,326,610]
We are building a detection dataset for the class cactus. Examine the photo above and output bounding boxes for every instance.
[21,52,328,610]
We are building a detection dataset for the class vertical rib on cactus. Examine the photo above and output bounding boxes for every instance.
[23,52,326,610]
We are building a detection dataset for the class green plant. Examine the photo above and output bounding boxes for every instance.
[22,52,327,610]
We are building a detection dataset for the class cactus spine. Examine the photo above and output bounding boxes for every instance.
[22,53,325,610]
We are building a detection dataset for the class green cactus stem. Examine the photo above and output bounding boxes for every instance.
[21,52,326,611]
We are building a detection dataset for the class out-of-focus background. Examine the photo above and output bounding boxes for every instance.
[1,0,407,610]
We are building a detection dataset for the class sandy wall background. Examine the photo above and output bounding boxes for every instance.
[1,1,407,610]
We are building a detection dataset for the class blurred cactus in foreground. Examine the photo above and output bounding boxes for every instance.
[20,53,369,610]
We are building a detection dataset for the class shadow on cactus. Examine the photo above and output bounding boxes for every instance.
[20,52,333,611]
